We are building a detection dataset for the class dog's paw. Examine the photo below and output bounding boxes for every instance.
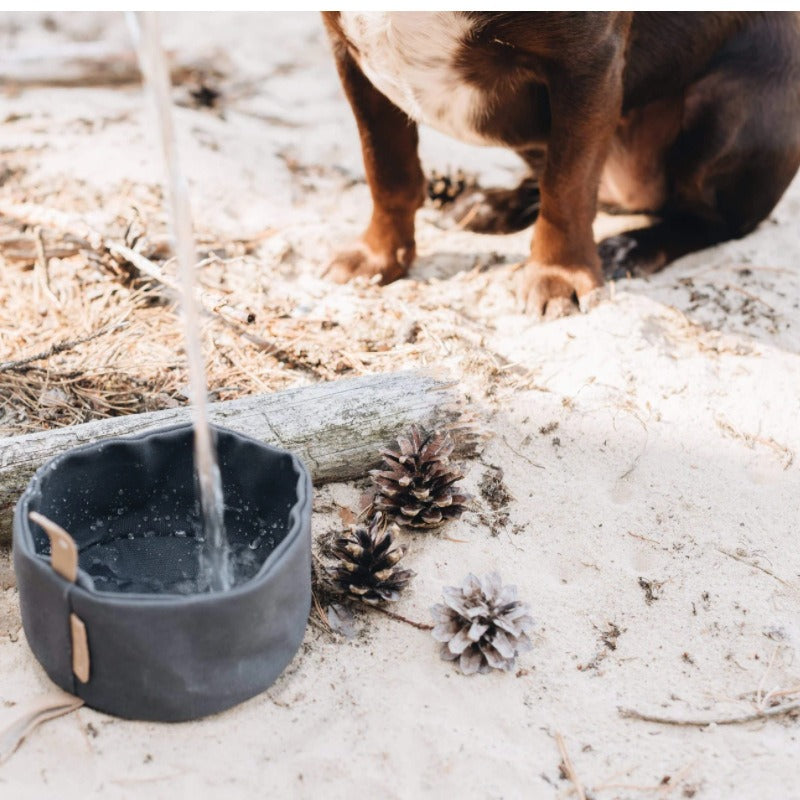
[323,241,414,285]
[599,233,667,280]
[441,178,541,234]
[519,261,602,319]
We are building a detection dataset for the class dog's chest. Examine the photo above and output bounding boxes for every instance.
[339,12,492,146]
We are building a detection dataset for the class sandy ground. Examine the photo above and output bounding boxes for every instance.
[2,12,800,800]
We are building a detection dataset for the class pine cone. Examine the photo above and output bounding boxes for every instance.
[431,573,534,674]
[330,512,414,605]
[371,426,469,529]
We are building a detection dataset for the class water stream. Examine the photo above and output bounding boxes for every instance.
[130,12,231,592]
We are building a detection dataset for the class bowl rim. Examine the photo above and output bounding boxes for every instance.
[14,422,312,607]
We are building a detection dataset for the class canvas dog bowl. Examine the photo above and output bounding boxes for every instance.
[13,423,312,722]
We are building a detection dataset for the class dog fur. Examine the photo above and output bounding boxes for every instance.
[323,12,800,316]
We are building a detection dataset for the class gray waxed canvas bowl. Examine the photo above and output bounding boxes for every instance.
[12,423,312,722]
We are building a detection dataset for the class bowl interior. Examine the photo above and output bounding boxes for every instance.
[25,427,301,595]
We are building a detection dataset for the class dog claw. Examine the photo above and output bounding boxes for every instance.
[542,296,577,320]
[578,285,610,313]
[520,260,602,320]
[324,242,412,285]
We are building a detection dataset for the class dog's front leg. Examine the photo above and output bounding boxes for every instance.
[323,17,425,284]
[523,40,626,317]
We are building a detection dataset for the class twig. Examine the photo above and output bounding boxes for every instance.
[593,760,694,796]
[107,241,182,288]
[33,226,60,307]
[619,701,800,727]
[714,415,794,470]
[109,772,188,786]
[723,283,776,313]
[441,533,469,543]
[761,685,800,705]
[454,202,481,231]
[0,242,80,261]
[0,200,320,373]
[555,732,587,800]
[366,603,434,631]
[715,547,793,589]
[500,433,545,470]
[627,530,661,546]
[755,646,781,707]
[592,781,676,796]
[0,200,105,250]
[310,590,333,633]
[0,323,127,372]
[0,201,248,323]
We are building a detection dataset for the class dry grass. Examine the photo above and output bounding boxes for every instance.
[0,206,313,436]
[0,182,537,439]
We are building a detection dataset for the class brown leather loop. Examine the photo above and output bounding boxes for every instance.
[69,614,90,683]
[0,691,84,764]
[28,512,78,583]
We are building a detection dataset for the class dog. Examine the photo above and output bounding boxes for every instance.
[321,12,800,317]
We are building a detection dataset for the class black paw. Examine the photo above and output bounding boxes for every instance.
[599,232,666,281]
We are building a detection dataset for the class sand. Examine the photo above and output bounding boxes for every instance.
[1,12,799,800]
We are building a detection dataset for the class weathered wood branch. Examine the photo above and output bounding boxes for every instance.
[0,372,479,545]
[0,42,144,88]
[619,702,800,727]
[0,44,217,90]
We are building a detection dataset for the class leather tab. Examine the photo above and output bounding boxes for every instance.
[0,691,83,765]
[69,614,90,683]
[28,512,78,583]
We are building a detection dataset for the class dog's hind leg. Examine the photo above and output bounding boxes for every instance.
[436,147,545,234]
[599,217,730,280]
[441,174,541,234]
[600,14,800,280]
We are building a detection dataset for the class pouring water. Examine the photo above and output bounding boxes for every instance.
[130,11,231,592]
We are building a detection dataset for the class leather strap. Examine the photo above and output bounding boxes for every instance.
[0,691,83,764]
[69,614,90,683]
[27,512,91,683]
[28,511,78,582]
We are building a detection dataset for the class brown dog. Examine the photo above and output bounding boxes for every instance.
[322,12,800,316]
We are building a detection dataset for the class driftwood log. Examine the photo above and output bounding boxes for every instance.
[0,372,477,545]
[0,43,216,90]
